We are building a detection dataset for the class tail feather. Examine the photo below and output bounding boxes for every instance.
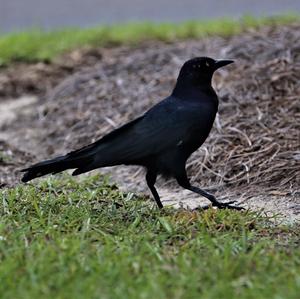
[72,163,95,176]
[21,153,94,183]
[21,116,145,183]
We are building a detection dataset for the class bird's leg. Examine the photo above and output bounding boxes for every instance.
[176,175,244,210]
[146,171,163,209]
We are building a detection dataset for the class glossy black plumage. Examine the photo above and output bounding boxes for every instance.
[21,57,243,210]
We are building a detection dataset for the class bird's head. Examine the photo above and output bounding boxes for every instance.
[177,57,234,87]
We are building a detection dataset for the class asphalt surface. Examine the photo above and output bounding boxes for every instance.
[1,0,300,32]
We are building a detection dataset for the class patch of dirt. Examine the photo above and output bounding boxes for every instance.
[0,24,299,222]
[0,140,33,188]
[0,95,37,126]
[0,48,103,99]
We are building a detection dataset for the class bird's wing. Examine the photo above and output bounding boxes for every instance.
[87,97,201,166]
[66,116,144,160]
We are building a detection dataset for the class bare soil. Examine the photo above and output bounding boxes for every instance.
[0,24,299,222]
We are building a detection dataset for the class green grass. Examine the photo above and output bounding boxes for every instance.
[0,174,299,299]
[0,14,299,66]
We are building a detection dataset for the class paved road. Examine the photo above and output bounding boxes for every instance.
[1,0,300,32]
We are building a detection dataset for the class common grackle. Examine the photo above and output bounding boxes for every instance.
[22,57,243,210]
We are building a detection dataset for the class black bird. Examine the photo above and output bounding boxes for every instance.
[21,57,243,210]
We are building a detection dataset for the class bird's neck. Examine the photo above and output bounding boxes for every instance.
[172,73,213,94]
[172,80,217,102]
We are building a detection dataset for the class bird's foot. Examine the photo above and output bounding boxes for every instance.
[195,200,244,211]
[212,200,245,210]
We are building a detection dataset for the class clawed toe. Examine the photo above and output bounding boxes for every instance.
[223,200,236,205]
[184,186,245,212]
[213,201,245,210]
[195,201,245,211]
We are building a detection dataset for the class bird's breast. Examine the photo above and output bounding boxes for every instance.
[177,107,217,154]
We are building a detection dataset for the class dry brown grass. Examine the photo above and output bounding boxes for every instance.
[1,24,299,218]
[38,25,300,192]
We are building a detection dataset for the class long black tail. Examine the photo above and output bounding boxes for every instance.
[21,116,144,183]
[21,147,95,183]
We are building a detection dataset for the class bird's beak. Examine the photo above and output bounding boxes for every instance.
[214,59,234,70]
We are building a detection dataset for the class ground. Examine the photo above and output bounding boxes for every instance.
[1,24,299,222]
[0,23,300,299]
[1,174,299,299]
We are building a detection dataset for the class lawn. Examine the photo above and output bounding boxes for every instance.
[1,15,299,298]
[0,174,299,299]
[0,14,299,65]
